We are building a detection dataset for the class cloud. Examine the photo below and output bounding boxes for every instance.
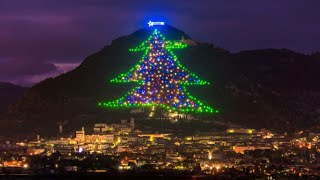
[0,58,57,76]
[0,62,79,87]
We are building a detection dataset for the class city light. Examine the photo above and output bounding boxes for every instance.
[3,121,320,177]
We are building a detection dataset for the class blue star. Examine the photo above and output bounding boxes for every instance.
[148,21,153,27]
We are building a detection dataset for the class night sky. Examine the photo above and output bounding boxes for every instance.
[0,0,319,86]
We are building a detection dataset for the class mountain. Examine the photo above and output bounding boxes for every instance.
[2,25,320,138]
[0,82,27,115]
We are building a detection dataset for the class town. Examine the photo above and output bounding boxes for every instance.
[0,118,319,178]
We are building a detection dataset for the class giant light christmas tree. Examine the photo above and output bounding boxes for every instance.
[99,22,218,114]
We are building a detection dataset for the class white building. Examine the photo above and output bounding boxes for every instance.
[93,123,110,134]
[75,127,85,143]
[85,134,114,143]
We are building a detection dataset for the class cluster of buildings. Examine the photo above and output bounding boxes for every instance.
[1,119,320,177]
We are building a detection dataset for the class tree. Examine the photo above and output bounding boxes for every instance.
[99,29,218,113]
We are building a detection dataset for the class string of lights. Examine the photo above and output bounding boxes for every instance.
[99,29,218,113]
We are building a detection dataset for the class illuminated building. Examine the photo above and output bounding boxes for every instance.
[138,133,170,138]
[93,123,110,134]
[232,145,255,154]
[179,36,198,46]
[54,144,77,154]
[75,127,85,143]
[3,161,29,168]
[84,134,114,144]
[233,145,271,154]
[110,118,135,134]
[130,118,135,129]
[26,148,45,155]
[226,128,256,134]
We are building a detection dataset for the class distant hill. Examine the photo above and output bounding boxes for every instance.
[2,25,320,138]
[0,82,27,114]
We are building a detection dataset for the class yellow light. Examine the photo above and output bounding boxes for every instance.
[149,135,154,142]
[227,129,234,133]
[216,165,220,171]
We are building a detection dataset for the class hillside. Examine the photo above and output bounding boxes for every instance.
[0,82,27,114]
[2,25,320,138]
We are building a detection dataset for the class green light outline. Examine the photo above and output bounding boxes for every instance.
[100,29,218,113]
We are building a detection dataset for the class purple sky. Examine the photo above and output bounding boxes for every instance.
[0,0,320,86]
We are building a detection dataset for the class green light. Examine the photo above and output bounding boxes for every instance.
[99,29,218,114]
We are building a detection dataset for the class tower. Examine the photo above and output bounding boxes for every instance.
[130,118,135,130]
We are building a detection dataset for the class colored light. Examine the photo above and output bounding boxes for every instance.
[99,29,218,114]
[148,21,165,27]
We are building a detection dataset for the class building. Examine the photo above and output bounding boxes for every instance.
[233,145,255,154]
[93,123,110,134]
[54,144,77,154]
[179,36,198,46]
[111,118,135,134]
[138,133,171,142]
[226,128,256,134]
[85,134,114,144]
[233,145,271,154]
[75,127,85,143]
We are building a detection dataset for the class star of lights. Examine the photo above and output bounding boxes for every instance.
[99,29,219,114]
[148,21,165,27]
